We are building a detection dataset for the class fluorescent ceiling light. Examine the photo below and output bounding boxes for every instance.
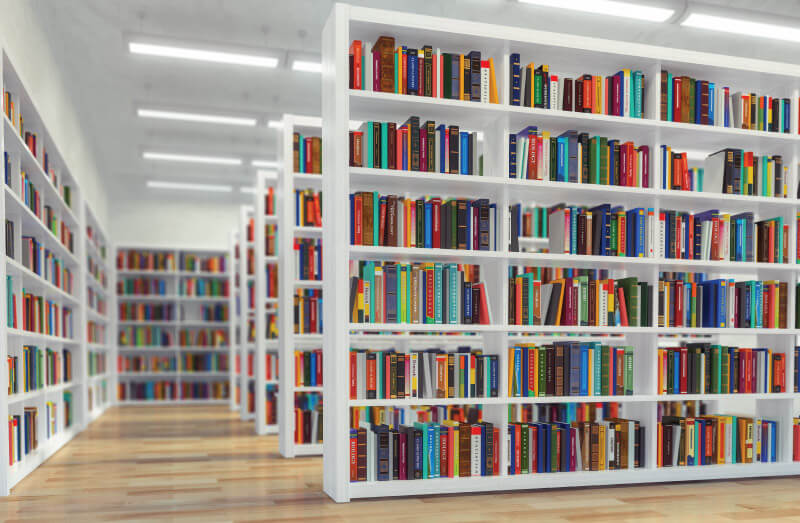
[137,108,257,126]
[292,60,322,73]
[147,180,233,192]
[517,0,673,22]
[129,41,279,68]
[681,13,800,43]
[267,120,283,129]
[143,152,242,165]
[240,186,256,194]
[252,160,279,168]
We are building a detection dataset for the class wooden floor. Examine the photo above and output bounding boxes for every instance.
[2,406,800,522]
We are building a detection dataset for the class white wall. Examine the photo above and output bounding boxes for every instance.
[110,195,242,250]
[0,0,109,227]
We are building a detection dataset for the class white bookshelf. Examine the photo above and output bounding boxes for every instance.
[228,229,240,411]
[83,204,114,421]
[255,172,279,435]
[0,49,112,494]
[115,244,230,405]
[321,4,800,502]
[278,114,324,457]
[238,205,255,421]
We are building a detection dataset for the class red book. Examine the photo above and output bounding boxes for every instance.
[675,280,684,327]
[472,206,479,250]
[475,282,491,324]
[431,198,441,248]
[673,77,682,122]
[640,145,650,188]
[401,50,407,94]
[349,352,357,399]
[373,51,380,91]
[492,427,500,475]
[440,430,448,477]
[378,197,387,246]
[398,430,408,480]
[304,138,313,173]
[514,424,521,473]
[349,40,362,90]
[570,427,577,472]
[617,287,629,326]
[530,425,537,473]
[426,268,434,322]
[353,193,363,245]
[350,431,357,481]
[418,55,423,97]
[419,125,427,172]
[679,347,688,393]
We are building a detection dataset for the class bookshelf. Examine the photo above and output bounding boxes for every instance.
[116,245,230,405]
[238,205,256,421]
[322,4,800,502]
[0,49,115,494]
[254,171,279,435]
[278,114,324,457]
[83,204,113,421]
[229,229,240,412]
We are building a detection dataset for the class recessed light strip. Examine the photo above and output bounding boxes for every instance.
[251,160,279,168]
[681,13,800,43]
[147,180,233,192]
[292,60,322,73]
[129,42,278,68]
[517,0,674,22]
[137,108,257,126]
[143,152,242,165]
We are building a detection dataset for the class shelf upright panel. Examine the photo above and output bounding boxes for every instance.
[0,47,8,496]
[255,170,279,435]
[278,114,324,457]
[238,206,255,421]
[228,229,239,411]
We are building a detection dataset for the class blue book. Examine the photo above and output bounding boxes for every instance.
[695,83,702,123]
[385,264,397,323]
[508,133,517,178]
[616,71,625,116]
[556,137,567,181]
[460,131,470,174]
[438,125,448,172]
[510,53,521,106]
[673,351,680,393]
[708,83,715,125]
[508,426,516,474]
[489,356,498,397]
[579,345,589,395]
[424,201,432,248]
[607,139,619,185]
[407,48,418,94]
[513,346,522,396]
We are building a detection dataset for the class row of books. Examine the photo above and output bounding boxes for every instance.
[264,186,275,216]
[510,343,634,398]
[548,204,652,258]
[118,355,176,373]
[179,253,226,273]
[507,269,652,327]
[87,321,105,344]
[9,285,75,339]
[350,347,497,400]
[295,401,323,445]
[261,264,278,299]
[509,417,644,474]
[180,278,229,297]
[350,192,497,251]
[294,289,322,334]
[296,189,322,227]
[117,277,167,296]
[511,58,645,119]
[265,384,278,424]
[295,238,322,281]
[178,328,228,347]
[349,118,481,176]
[118,303,174,321]
[86,224,107,260]
[240,352,279,380]
[87,288,106,316]
[20,170,42,221]
[662,147,786,198]
[117,250,175,271]
[658,275,788,329]
[659,71,791,133]
[181,353,229,372]
[510,205,548,242]
[295,349,322,387]
[351,420,500,482]
[349,261,490,325]
[45,401,58,439]
[293,132,322,174]
[265,224,277,256]
[118,326,173,347]
[63,391,73,429]
[17,232,75,295]
[509,127,649,187]
[657,344,785,395]
[119,381,176,400]
[349,38,499,103]
[44,205,75,254]
[657,414,778,466]
[198,303,228,322]
[87,351,106,376]
[87,255,107,288]
[8,407,38,465]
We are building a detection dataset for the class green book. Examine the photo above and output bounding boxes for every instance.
[666,72,673,120]
[610,216,618,255]
[616,277,640,327]
[522,273,534,326]
[538,347,546,397]
[599,137,609,185]
[592,343,601,395]
[577,275,589,326]
[434,263,443,324]
[363,122,373,168]
[414,422,430,478]
[520,424,529,474]
[590,137,600,184]
[624,347,634,395]
[600,346,610,395]
[380,122,388,169]
[442,53,451,99]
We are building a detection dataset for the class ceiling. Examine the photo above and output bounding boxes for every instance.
[25,0,800,206]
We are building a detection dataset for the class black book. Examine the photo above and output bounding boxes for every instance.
[523,66,532,108]
[468,51,481,102]
[403,116,420,171]
[544,281,563,326]
[448,126,460,174]
[510,203,520,252]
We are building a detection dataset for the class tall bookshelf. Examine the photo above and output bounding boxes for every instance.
[116,245,230,405]
[1,49,114,494]
[278,114,324,457]
[254,171,280,435]
[229,229,240,412]
[322,4,800,502]
[83,204,113,420]
[238,205,255,421]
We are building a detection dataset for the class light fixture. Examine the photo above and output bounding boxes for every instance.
[681,13,800,43]
[517,0,673,22]
[258,170,279,180]
[147,180,233,192]
[251,160,279,168]
[137,108,257,126]
[143,152,242,165]
[240,186,256,194]
[267,120,283,129]
[129,41,279,68]
[292,60,322,73]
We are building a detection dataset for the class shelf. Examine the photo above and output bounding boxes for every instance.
[179,295,229,302]
[176,271,228,278]
[347,323,800,335]
[7,328,79,344]
[117,269,177,277]
[294,280,323,288]
[117,320,177,326]
[118,345,176,351]
[295,386,323,393]
[86,308,109,323]
[117,294,177,302]
[5,257,80,305]
[87,343,110,351]
[8,381,78,404]
[293,443,323,456]
[179,320,228,327]
[293,172,323,188]
[118,372,179,377]
[84,274,108,295]
[294,226,322,238]
[119,399,228,406]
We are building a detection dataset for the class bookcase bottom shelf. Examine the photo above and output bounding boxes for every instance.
[344,462,800,500]
[8,426,81,492]
[118,399,228,406]
[287,443,323,457]
[263,424,279,435]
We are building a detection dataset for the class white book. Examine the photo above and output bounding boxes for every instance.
[311,411,319,444]
[540,283,553,327]
[453,354,460,398]
[647,209,655,258]
[627,421,635,470]
[756,352,765,393]
[599,284,608,327]
[672,425,681,466]
[548,208,568,254]
[518,134,528,180]
[434,49,441,98]
[542,134,550,180]
[725,419,733,463]
[606,422,615,465]
[470,430,482,476]
[357,352,366,400]
[480,65,490,104]
[623,71,631,118]
[364,42,373,92]
[550,77,558,110]
[505,430,511,472]
[574,427,583,471]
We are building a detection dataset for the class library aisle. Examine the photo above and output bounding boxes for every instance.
[0,405,798,521]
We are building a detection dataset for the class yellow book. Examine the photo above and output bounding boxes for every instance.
[594,75,602,114]
[363,280,371,323]
[528,63,535,107]
[598,423,606,470]
[396,47,402,94]
[459,54,464,100]
[488,57,498,104]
